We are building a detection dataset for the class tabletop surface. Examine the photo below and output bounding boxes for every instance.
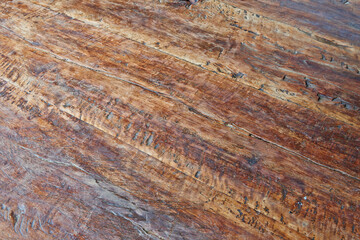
[0,0,359,239]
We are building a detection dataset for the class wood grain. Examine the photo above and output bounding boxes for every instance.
[0,0,358,239]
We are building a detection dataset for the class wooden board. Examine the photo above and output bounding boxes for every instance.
[0,0,358,239]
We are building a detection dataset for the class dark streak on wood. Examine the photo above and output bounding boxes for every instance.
[0,0,358,239]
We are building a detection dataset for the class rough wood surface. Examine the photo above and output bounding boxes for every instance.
[0,0,358,239]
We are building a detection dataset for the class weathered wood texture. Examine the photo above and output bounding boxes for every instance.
[0,0,358,239]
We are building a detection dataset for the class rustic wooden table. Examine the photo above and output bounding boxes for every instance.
[0,0,358,239]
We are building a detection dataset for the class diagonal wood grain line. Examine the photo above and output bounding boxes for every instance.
[2,0,359,179]
[25,0,360,129]
[0,21,358,182]
[219,0,360,47]
[0,1,358,238]
[0,17,358,238]
[16,37,360,183]
[0,76,306,239]
[20,0,360,132]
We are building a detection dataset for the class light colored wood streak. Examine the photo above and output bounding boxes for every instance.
[0,0,358,239]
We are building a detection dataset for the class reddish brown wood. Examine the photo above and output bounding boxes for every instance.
[0,0,358,239]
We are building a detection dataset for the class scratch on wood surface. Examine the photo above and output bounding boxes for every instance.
[0,0,357,239]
